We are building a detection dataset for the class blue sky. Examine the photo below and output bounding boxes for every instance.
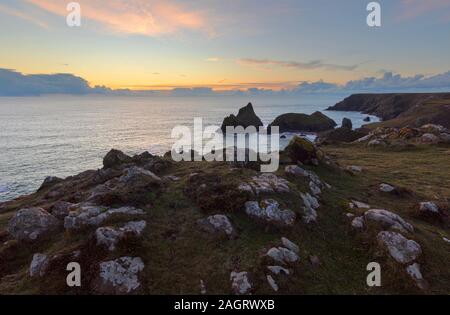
[0,0,450,95]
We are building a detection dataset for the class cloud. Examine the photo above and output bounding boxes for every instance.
[26,0,208,36]
[238,58,358,71]
[0,68,91,96]
[206,57,221,62]
[399,0,450,20]
[0,3,48,28]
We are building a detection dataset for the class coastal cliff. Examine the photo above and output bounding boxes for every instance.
[327,93,450,129]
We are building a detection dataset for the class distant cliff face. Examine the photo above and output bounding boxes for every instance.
[327,93,450,129]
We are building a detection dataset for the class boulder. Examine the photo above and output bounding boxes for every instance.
[377,231,421,264]
[379,183,396,193]
[103,149,132,169]
[309,181,321,196]
[351,216,365,230]
[284,136,318,165]
[230,271,252,295]
[64,205,145,231]
[221,103,263,133]
[364,209,414,233]
[420,133,439,144]
[281,237,299,254]
[269,111,337,133]
[96,221,147,251]
[266,275,279,292]
[266,247,299,264]
[30,253,49,277]
[349,200,370,209]
[419,202,439,214]
[243,174,290,195]
[342,118,353,129]
[301,193,320,224]
[285,165,309,177]
[95,257,145,294]
[245,200,296,227]
[197,215,236,239]
[7,208,60,242]
[420,124,447,134]
[406,263,428,290]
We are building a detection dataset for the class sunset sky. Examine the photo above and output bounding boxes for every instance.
[1,0,450,91]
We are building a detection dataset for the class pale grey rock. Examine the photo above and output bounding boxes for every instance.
[351,216,365,230]
[96,220,147,251]
[266,247,299,265]
[419,202,439,214]
[406,263,428,290]
[347,165,363,173]
[97,257,144,294]
[355,134,372,143]
[420,133,439,144]
[30,253,49,277]
[230,271,252,295]
[246,174,290,195]
[285,165,309,177]
[345,213,355,218]
[200,280,207,295]
[379,183,396,193]
[364,209,414,233]
[302,206,318,224]
[267,266,290,275]
[7,208,60,242]
[350,200,370,209]
[377,231,422,264]
[266,275,279,292]
[238,183,254,194]
[281,237,299,254]
[420,124,447,133]
[198,215,236,239]
[309,181,321,196]
[119,166,161,183]
[301,193,320,210]
[368,139,385,147]
[443,237,450,244]
[64,205,145,231]
[245,200,296,227]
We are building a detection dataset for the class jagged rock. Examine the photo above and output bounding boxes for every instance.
[421,133,439,144]
[301,193,320,210]
[266,247,299,265]
[281,237,299,254]
[364,209,413,233]
[230,271,252,295]
[197,215,236,239]
[245,200,296,227]
[342,118,352,129]
[406,263,428,290]
[7,208,60,242]
[301,193,320,224]
[30,253,49,277]
[221,103,263,133]
[96,257,145,294]
[238,183,254,195]
[377,231,421,264]
[50,201,74,220]
[266,275,279,292]
[269,111,337,133]
[363,116,371,122]
[267,266,290,275]
[64,205,145,231]
[285,165,310,177]
[351,216,365,230]
[103,149,132,169]
[38,176,63,191]
[379,183,396,193]
[96,221,147,251]
[119,166,161,185]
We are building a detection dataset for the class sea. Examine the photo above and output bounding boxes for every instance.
[0,94,379,201]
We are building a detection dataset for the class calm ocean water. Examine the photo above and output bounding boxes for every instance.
[0,95,378,201]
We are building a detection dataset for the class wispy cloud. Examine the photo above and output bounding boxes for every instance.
[26,0,209,36]
[238,58,358,71]
[399,0,450,20]
[0,3,48,29]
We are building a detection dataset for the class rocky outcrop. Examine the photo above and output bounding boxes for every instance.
[230,271,252,295]
[317,128,366,144]
[342,118,352,129]
[266,246,299,265]
[239,174,290,196]
[245,200,296,227]
[103,149,133,169]
[96,220,147,251]
[30,253,49,277]
[364,209,414,233]
[284,136,320,165]
[197,215,236,239]
[269,111,336,133]
[377,231,421,264]
[38,176,63,191]
[7,208,60,242]
[221,103,263,133]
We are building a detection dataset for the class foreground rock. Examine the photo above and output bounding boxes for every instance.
[245,200,296,227]
[95,257,145,294]
[240,174,290,195]
[269,111,337,133]
[284,136,321,165]
[221,103,263,133]
[266,247,299,265]
[7,208,60,242]
[301,193,320,224]
[406,263,428,290]
[377,231,421,264]
[230,271,252,295]
[364,209,414,233]
[96,220,147,251]
[197,215,236,239]
[64,205,145,231]
[30,253,49,278]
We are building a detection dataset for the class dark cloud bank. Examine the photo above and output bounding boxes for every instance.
[1,68,450,97]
